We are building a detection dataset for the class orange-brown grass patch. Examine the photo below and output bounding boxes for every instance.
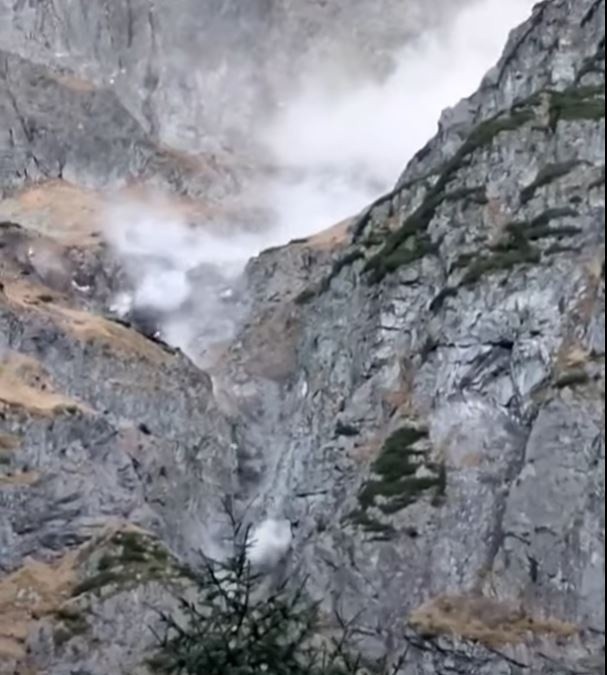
[0,553,78,661]
[0,180,103,247]
[2,280,171,366]
[0,350,86,417]
[0,433,20,453]
[301,218,352,251]
[48,71,97,92]
[409,594,578,648]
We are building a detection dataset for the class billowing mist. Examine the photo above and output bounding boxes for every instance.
[104,0,535,362]
[261,0,535,241]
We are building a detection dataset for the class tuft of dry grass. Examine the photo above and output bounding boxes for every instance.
[0,180,103,247]
[0,523,168,667]
[0,178,225,249]
[47,72,97,92]
[2,279,172,365]
[0,433,20,453]
[0,523,163,665]
[380,359,416,417]
[0,553,78,661]
[408,594,578,648]
[349,438,382,464]
[552,341,599,391]
[0,350,87,417]
[299,218,352,251]
[57,304,172,365]
[0,471,41,486]
[558,344,591,370]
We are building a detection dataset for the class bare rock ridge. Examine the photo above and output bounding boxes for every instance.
[0,0,605,673]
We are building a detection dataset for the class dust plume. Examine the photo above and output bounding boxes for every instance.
[260,0,536,240]
[103,0,535,360]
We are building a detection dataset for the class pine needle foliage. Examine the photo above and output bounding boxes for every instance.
[150,508,406,675]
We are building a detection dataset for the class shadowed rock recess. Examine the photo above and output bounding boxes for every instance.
[0,0,605,673]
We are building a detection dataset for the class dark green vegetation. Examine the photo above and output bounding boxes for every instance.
[364,107,536,283]
[295,250,364,305]
[554,369,592,389]
[296,83,605,304]
[524,207,580,239]
[295,83,603,298]
[427,203,582,312]
[347,508,397,541]
[520,162,581,203]
[71,530,174,597]
[460,218,542,287]
[366,233,437,283]
[442,186,489,206]
[151,516,408,675]
[548,84,606,129]
[52,606,90,647]
[576,36,605,82]
[460,206,581,286]
[356,427,446,517]
[460,245,540,287]
[364,83,603,283]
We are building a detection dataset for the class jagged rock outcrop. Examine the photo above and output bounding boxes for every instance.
[0,0,604,674]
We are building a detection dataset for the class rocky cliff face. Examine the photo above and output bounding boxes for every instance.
[0,1,605,674]
[0,0,464,154]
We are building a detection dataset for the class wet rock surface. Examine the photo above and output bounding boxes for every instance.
[0,0,605,673]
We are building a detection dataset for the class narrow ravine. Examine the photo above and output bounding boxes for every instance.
[99,0,537,366]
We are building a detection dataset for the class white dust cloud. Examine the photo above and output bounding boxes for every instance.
[246,518,293,570]
[103,199,259,360]
[103,0,535,359]
[260,0,535,240]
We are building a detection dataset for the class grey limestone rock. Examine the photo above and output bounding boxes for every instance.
[0,0,604,673]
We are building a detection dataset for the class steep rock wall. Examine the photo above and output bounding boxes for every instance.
[0,0,604,673]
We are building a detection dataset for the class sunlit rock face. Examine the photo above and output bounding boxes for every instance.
[0,0,604,673]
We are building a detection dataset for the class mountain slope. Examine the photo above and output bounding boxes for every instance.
[218,0,605,671]
[0,0,604,673]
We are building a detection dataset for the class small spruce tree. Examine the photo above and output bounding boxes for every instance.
[150,509,405,675]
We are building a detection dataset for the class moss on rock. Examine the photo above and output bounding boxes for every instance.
[364,84,603,283]
[520,162,581,203]
[297,83,603,290]
[461,246,541,286]
[548,84,605,129]
[347,509,396,540]
[364,105,537,282]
